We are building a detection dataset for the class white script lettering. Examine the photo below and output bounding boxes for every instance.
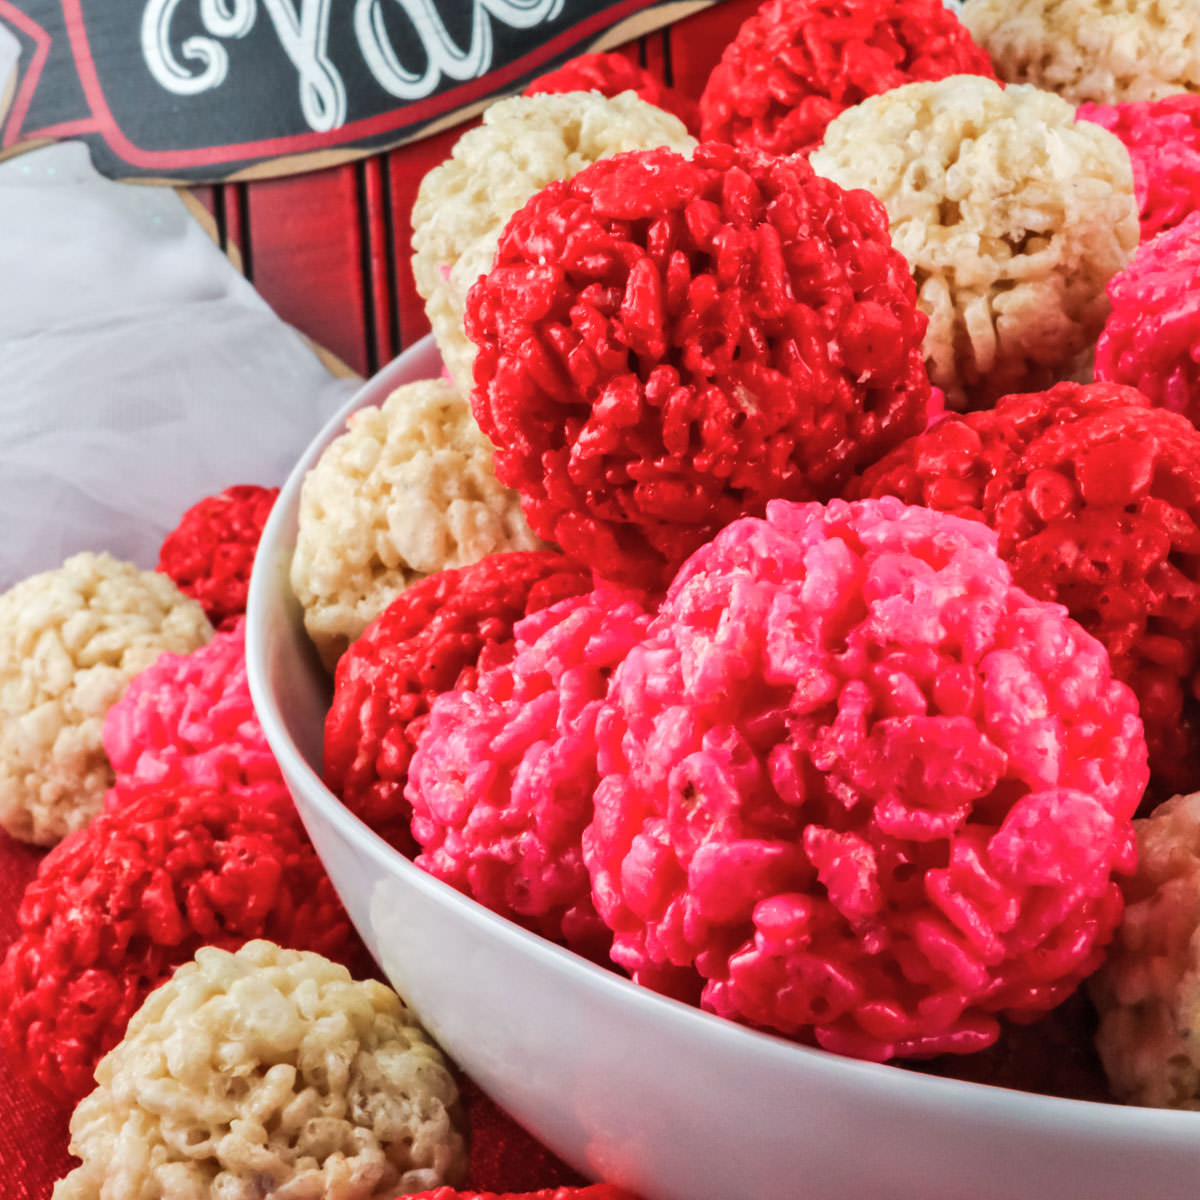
[141,0,566,131]
[356,0,564,101]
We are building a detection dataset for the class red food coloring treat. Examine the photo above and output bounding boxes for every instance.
[158,484,278,630]
[698,0,996,156]
[466,142,931,590]
[857,380,1200,795]
[1078,95,1200,241]
[525,50,699,134]
[103,619,287,807]
[0,782,360,1104]
[1095,210,1200,427]
[408,585,652,960]
[324,551,594,850]
[585,496,1146,1060]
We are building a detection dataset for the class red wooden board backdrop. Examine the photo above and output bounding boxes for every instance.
[0,5,760,1198]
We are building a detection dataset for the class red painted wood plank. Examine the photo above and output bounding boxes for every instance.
[361,154,396,370]
[243,165,370,376]
[640,27,668,80]
[223,182,246,262]
[667,0,761,102]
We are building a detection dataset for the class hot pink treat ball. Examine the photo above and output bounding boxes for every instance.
[585,496,1147,1060]
[103,619,286,809]
[407,586,653,961]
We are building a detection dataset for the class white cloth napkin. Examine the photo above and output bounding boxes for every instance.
[0,141,358,590]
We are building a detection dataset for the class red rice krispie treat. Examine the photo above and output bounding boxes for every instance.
[324,552,593,850]
[700,0,995,155]
[157,484,277,631]
[412,93,696,393]
[467,142,932,589]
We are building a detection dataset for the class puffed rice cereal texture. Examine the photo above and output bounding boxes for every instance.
[0,552,211,846]
[1078,95,1200,240]
[810,74,1139,408]
[1092,791,1200,1109]
[699,0,997,156]
[524,51,699,133]
[410,92,697,393]
[586,496,1147,1059]
[54,940,467,1200]
[407,584,653,960]
[466,141,932,589]
[103,620,288,807]
[1095,209,1200,427]
[291,377,542,669]
[961,0,1200,105]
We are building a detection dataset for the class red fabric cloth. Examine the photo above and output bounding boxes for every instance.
[0,829,583,1197]
[0,833,76,1199]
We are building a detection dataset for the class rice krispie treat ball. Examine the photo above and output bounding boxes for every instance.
[1092,791,1200,1108]
[1078,95,1200,240]
[586,496,1147,1059]
[103,620,286,806]
[291,377,541,669]
[525,51,699,133]
[0,781,362,1104]
[324,551,593,852]
[54,940,466,1200]
[961,0,1200,105]
[810,74,1139,408]
[466,141,932,589]
[1095,210,1200,427]
[0,552,211,846]
[699,0,996,156]
[157,484,278,631]
[411,92,697,392]
[855,380,1200,796]
[407,585,653,961]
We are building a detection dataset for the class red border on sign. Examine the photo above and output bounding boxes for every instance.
[54,0,653,169]
[0,0,54,147]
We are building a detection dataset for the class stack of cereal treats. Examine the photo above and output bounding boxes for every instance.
[7,0,1200,1195]
[311,0,1200,1112]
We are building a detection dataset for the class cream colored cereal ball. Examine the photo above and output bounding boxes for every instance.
[54,940,467,1200]
[1092,792,1200,1109]
[962,0,1200,105]
[411,90,697,392]
[291,376,541,668]
[810,74,1138,408]
[0,552,211,846]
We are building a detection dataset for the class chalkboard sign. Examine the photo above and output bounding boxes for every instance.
[0,0,713,182]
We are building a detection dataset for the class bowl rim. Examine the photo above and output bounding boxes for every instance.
[245,332,1200,1141]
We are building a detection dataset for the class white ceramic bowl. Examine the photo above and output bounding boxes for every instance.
[246,335,1200,1200]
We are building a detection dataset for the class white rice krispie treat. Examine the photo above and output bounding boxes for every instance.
[962,0,1200,105]
[811,74,1138,408]
[54,940,467,1200]
[0,552,211,845]
[291,376,542,668]
[1092,792,1200,1109]
[411,90,697,392]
